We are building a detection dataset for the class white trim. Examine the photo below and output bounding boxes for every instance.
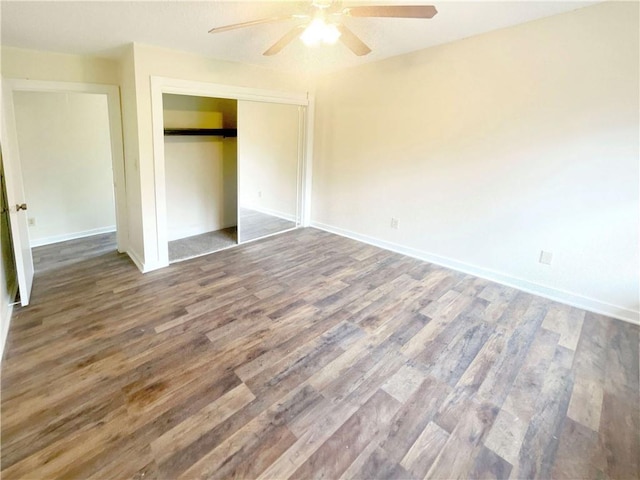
[150,77,308,106]
[295,105,303,227]
[150,76,312,269]
[302,94,314,227]
[126,247,166,274]
[126,248,146,273]
[1,282,18,363]
[311,221,640,326]
[30,226,116,248]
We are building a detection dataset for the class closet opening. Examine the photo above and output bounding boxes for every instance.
[161,92,306,264]
[163,94,238,263]
[150,77,311,271]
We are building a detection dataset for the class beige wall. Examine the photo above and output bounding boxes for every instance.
[1,46,119,85]
[163,94,237,240]
[163,94,238,130]
[238,101,300,221]
[312,2,639,322]
[13,91,116,245]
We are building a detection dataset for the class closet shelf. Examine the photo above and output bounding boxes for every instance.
[164,128,237,137]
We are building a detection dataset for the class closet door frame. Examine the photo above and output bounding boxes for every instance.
[150,76,313,269]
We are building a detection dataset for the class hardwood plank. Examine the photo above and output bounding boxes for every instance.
[342,445,412,480]
[500,327,559,421]
[149,382,255,463]
[1,406,132,479]
[566,377,603,432]
[257,399,361,479]
[483,408,528,467]
[161,384,322,478]
[599,384,640,478]
[426,399,499,479]
[541,303,585,352]
[380,364,425,403]
[379,375,452,463]
[509,345,574,479]
[469,445,513,480]
[551,417,606,480]
[289,389,401,480]
[476,296,549,407]
[400,421,449,478]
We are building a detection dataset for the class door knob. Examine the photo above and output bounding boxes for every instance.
[16,203,27,211]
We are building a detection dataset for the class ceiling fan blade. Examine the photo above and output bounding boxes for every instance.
[336,24,371,56]
[344,5,437,19]
[209,15,300,34]
[263,25,306,56]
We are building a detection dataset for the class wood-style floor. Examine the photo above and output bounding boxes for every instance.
[1,228,638,479]
[31,231,117,273]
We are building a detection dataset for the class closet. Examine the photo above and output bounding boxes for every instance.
[163,94,238,262]
[162,94,303,263]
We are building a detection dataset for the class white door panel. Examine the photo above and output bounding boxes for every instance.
[1,85,34,306]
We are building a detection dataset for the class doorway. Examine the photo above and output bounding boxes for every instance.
[13,91,118,271]
[1,79,127,305]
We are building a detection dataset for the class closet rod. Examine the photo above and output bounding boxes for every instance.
[164,128,237,137]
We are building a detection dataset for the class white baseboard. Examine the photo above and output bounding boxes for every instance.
[311,221,640,326]
[30,226,116,248]
[1,282,18,363]
[126,248,146,273]
[244,205,297,223]
[127,248,167,273]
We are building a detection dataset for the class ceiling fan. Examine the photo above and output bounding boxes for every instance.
[208,1,438,56]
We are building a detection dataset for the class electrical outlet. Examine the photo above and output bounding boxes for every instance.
[390,218,399,229]
[539,250,553,265]
[258,191,262,198]
[28,217,36,227]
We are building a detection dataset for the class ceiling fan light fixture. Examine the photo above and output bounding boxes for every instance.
[300,18,341,46]
[323,23,341,44]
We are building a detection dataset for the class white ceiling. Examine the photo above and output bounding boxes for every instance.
[1,1,597,74]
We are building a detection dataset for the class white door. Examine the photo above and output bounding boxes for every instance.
[1,86,34,306]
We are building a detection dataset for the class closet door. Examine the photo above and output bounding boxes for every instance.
[237,101,302,243]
